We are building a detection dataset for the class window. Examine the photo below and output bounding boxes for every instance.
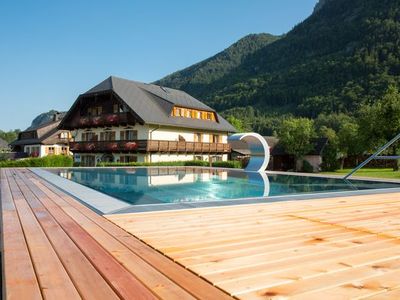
[194,133,202,142]
[81,155,95,167]
[212,135,220,143]
[48,147,55,155]
[100,131,116,141]
[120,130,137,141]
[88,106,103,116]
[81,132,97,141]
[28,146,40,157]
[113,104,125,113]
[60,132,69,139]
[120,155,137,163]
[113,104,119,113]
[172,106,216,122]
[20,131,35,140]
[61,147,68,154]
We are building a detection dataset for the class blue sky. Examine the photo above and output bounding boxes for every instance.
[0,0,318,130]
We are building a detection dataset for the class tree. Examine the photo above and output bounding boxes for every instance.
[358,86,400,170]
[0,129,20,143]
[226,115,247,132]
[337,121,362,169]
[318,126,340,171]
[277,117,316,171]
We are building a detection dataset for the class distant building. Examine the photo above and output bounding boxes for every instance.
[232,136,328,172]
[59,76,236,166]
[10,112,71,157]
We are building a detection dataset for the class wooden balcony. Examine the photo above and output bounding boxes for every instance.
[69,140,231,154]
[67,112,135,129]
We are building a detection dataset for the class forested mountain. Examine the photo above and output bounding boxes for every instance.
[157,0,400,125]
[156,33,280,95]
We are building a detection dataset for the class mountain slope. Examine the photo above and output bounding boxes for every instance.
[157,0,400,119]
[155,33,280,96]
[28,110,66,129]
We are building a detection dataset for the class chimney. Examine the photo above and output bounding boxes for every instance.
[53,112,61,122]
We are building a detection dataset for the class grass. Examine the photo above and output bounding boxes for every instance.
[321,168,400,180]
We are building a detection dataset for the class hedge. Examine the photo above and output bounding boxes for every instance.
[0,155,73,168]
[97,160,242,168]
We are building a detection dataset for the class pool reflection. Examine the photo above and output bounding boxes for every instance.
[54,167,400,206]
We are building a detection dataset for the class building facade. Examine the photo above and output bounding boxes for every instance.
[10,113,71,157]
[59,76,236,166]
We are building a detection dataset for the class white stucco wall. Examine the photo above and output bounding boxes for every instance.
[24,144,69,157]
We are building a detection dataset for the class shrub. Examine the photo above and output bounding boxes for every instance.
[302,160,314,173]
[0,155,73,168]
[185,160,209,167]
[212,160,242,168]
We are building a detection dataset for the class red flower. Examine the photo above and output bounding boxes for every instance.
[108,142,119,151]
[92,116,103,125]
[106,114,119,124]
[79,117,89,126]
[71,143,80,151]
[85,143,96,151]
[125,142,137,150]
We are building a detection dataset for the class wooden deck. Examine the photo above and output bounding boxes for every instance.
[107,191,400,299]
[0,168,232,300]
[2,168,400,299]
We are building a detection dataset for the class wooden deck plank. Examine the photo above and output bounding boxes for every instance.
[189,236,398,276]
[14,170,159,300]
[12,171,119,300]
[5,170,81,300]
[0,169,42,300]
[27,170,233,300]
[177,231,372,266]
[239,257,400,299]
[219,245,400,295]
[107,188,400,299]
[171,228,366,258]
[290,268,400,300]
[364,287,400,299]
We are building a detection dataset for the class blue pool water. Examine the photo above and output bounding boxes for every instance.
[50,167,400,206]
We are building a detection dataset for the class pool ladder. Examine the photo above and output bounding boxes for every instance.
[344,132,400,179]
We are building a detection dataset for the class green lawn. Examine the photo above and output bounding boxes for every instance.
[321,168,400,180]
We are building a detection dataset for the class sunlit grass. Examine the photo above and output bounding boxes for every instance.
[321,168,400,179]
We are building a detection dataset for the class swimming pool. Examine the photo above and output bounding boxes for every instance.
[41,167,400,213]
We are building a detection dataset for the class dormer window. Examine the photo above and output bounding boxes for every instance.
[60,132,69,139]
[172,106,216,122]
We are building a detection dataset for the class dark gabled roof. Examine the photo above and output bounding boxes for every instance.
[0,138,9,149]
[10,119,68,146]
[64,76,236,133]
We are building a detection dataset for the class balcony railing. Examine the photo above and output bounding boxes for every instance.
[68,113,135,129]
[69,140,230,154]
